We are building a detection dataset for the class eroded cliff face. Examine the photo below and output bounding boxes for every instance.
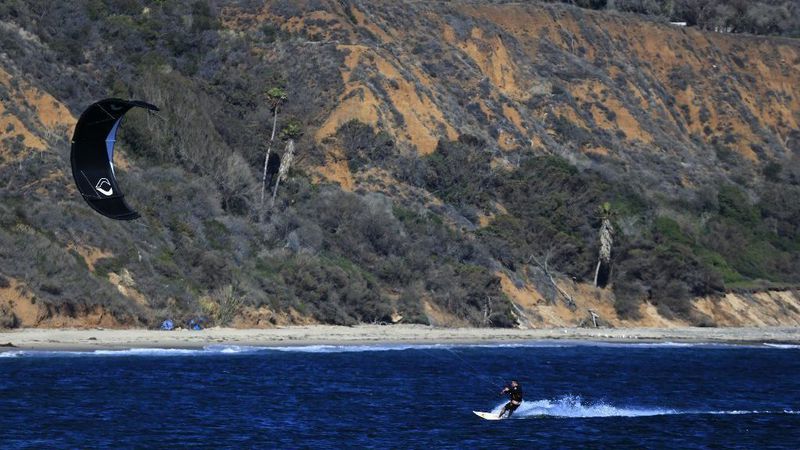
[496,271,800,328]
[1,0,799,329]
[222,1,799,195]
[218,0,800,327]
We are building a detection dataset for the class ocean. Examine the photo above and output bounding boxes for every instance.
[1,341,799,449]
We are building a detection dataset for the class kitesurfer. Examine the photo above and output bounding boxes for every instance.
[498,380,523,418]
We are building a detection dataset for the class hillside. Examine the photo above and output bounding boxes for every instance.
[1,0,800,329]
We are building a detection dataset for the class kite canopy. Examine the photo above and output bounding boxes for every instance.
[70,98,158,220]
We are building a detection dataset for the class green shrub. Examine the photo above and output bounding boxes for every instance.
[94,256,127,278]
[717,185,758,225]
[653,216,693,246]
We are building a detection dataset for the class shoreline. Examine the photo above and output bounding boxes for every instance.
[0,325,799,352]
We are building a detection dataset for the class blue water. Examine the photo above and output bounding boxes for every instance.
[1,342,799,449]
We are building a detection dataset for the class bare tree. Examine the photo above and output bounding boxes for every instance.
[259,87,287,220]
[528,248,577,310]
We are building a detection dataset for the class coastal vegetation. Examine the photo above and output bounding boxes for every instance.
[1,0,799,328]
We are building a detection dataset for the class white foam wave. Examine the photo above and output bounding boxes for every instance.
[218,345,248,353]
[497,395,676,418]
[0,346,261,358]
[267,344,452,353]
[630,341,703,347]
[0,344,456,357]
[763,343,800,349]
[92,348,206,356]
[703,409,800,415]
[3,339,800,358]
[491,396,800,419]
[0,343,570,358]
[265,342,573,353]
[595,341,737,349]
[592,341,800,350]
[90,345,262,356]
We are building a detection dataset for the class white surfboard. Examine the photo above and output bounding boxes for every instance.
[473,411,505,420]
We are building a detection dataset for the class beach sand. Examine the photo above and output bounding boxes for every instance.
[0,325,798,351]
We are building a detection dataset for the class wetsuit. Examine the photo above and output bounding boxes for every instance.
[500,384,523,418]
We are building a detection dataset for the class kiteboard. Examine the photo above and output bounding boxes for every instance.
[473,411,506,420]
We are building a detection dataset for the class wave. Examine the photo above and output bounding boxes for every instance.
[267,344,454,353]
[90,346,259,356]
[565,341,800,350]
[0,345,262,358]
[270,341,800,352]
[250,342,584,352]
[589,341,748,349]
[491,395,800,419]
[763,343,800,349]
[495,395,676,418]
[0,343,467,358]
[3,339,799,358]
[625,341,709,347]
[0,344,459,357]
[704,409,800,415]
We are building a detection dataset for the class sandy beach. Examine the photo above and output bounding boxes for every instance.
[0,325,798,351]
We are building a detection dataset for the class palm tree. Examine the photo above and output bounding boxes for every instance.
[594,202,614,287]
[271,121,303,208]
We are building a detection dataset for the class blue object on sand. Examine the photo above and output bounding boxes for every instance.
[188,318,203,331]
[161,319,174,331]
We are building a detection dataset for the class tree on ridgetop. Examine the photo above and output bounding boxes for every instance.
[260,86,288,219]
